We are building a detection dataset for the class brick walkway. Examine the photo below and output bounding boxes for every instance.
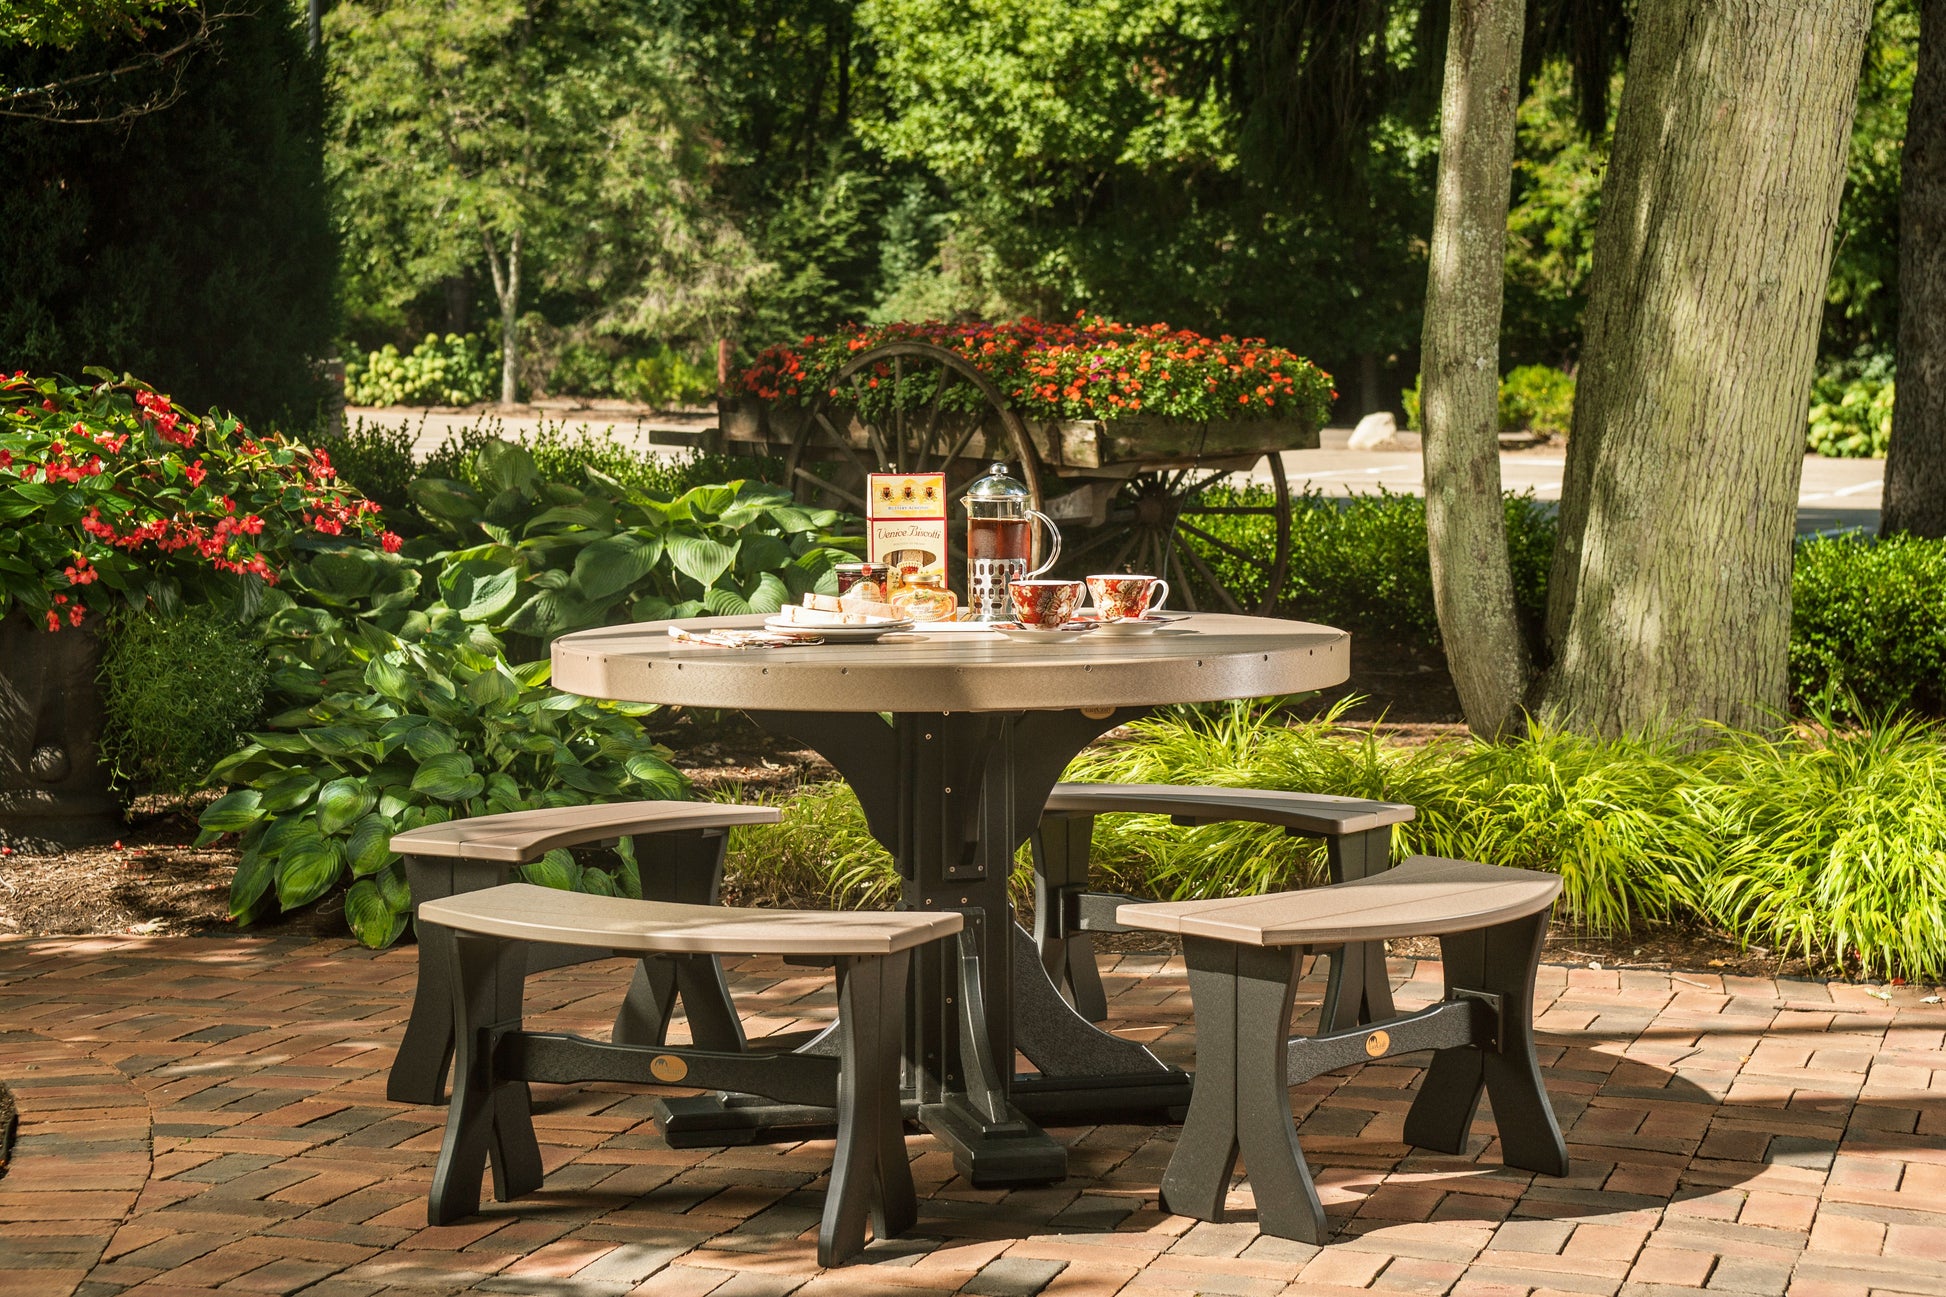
[0,937,1941,1297]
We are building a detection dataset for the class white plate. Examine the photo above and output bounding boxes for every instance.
[991,622,1099,644]
[762,617,915,643]
[1088,613,1181,636]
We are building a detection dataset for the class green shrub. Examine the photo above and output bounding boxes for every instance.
[322,417,419,511]
[200,619,684,947]
[420,419,784,500]
[1183,487,1553,647]
[344,333,497,407]
[1403,367,1575,437]
[98,607,267,796]
[546,340,717,407]
[1790,534,1946,720]
[1498,365,1576,438]
[1806,358,1895,458]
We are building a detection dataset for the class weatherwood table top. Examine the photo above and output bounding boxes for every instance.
[551,613,1350,713]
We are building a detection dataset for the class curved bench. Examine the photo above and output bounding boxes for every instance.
[419,883,962,1267]
[388,801,780,1104]
[1119,855,1569,1244]
[1034,783,1416,1027]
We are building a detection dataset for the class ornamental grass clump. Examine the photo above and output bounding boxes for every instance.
[1686,716,1946,980]
[737,315,1336,427]
[0,370,395,630]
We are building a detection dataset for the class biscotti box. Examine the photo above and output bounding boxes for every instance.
[868,473,948,585]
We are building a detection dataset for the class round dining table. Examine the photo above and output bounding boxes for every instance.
[552,611,1351,1186]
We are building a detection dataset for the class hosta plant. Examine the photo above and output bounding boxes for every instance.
[0,370,395,630]
[197,619,685,948]
[406,436,856,638]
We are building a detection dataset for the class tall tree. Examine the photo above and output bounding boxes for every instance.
[1541,0,1872,734]
[329,0,754,403]
[1882,0,1946,538]
[1419,0,1529,738]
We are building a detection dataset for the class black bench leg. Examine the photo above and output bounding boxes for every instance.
[428,933,544,1225]
[391,911,459,1105]
[1320,829,1398,1031]
[1032,815,1110,1023]
[1159,938,1242,1223]
[1402,910,1567,1176]
[821,951,916,1267]
[1233,944,1330,1244]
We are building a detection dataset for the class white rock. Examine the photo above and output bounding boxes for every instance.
[1347,411,1401,451]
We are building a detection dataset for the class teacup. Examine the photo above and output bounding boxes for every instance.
[1009,579,1087,628]
[1087,574,1170,621]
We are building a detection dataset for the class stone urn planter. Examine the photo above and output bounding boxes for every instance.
[0,610,119,844]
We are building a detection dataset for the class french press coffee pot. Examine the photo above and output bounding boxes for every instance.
[961,462,1062,621]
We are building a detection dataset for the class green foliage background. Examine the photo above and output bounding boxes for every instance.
[0,1,337,424]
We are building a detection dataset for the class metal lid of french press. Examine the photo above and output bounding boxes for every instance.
[962,462,1029,510]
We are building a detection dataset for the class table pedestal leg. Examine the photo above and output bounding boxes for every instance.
[658,707,1162,1187]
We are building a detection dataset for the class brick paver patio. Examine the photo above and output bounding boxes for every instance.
[0,936,1941,1297]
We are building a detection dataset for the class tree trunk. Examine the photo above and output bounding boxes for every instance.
[1420,0,1530,738]
[500,229,522,407]
[1542,0,1871,736]
[1882,0,1946,539]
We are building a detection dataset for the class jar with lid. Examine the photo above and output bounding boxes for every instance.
[891,570,958,622]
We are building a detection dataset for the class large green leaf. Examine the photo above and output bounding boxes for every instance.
[258,769,322,814]
[228,847,276,916]
[346,814,394,876]
[199,789,265,833]
[409,477,487,529]
[667,533,740,590]
[402,725,460,759]
[571,533,666,602]
[303,725,374,757]
[452,566,521,622]
[344,879,408,949]
[504,589,604,638]
[412,751,483,801]
[276,835,345,909]
[317,778,376,835]
[521,848,579,890]
[475,438,540,496]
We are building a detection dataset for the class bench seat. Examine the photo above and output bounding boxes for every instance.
[1119,855,1568,1244]
[1116,855,1559,946]
[388,800,781,1105]
[421,884,960,1266]
[1035,782,1416,1028]
[419,884,961,956]
[391,801,779,864]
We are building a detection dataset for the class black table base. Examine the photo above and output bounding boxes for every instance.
[654,708,1185,1186]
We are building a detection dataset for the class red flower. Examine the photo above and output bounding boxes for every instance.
[380,531,402,554]
[184,459,207,488]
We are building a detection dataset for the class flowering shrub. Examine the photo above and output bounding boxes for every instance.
[344,333,497,407]
[737,315,1336,426]
[0,371,398,631]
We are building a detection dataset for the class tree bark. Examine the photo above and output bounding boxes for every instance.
[1882,0,1946,539]
[1420,0,1530,738]
[1542,0,1872,736]
[499,229,522,407]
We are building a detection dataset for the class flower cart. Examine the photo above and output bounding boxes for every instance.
[721,318,1333,614]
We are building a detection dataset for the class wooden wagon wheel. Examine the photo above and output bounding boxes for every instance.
[1055,454,1293,615]
[782,342,1044,526]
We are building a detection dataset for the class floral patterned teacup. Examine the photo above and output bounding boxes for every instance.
[1086,574,1170,621]
[1009,579,1087,628]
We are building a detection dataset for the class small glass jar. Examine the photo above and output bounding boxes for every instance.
[891,570,958,622]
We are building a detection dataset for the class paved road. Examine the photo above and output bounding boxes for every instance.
[348,407,1886,536]
[1276,428,1883,536]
